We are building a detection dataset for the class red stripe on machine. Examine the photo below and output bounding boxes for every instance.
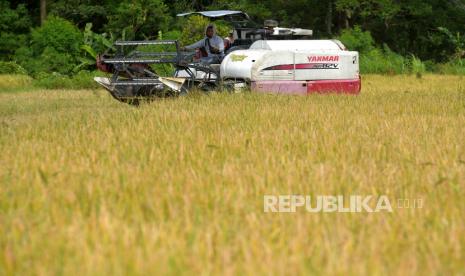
[295,64,316,69]
[265,64,294,70]
[264,63,339,70]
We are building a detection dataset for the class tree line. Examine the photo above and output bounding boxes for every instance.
[1,0,464,77]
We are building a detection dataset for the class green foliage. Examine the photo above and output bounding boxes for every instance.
[31,17,82,55]
[13,46,35,73]
[0,1,32,60]
[74,23,116,72]
[82,23,115,56]
[0,1,31,33]
[160,30,182,40]
[434,59,465,75]
[335,0,401,23]
[15,17,82,75]
[40,47,78,74]
[33,71,102,89]
[1,0,465,84]
[49,0,107,30]
[179,15,211,46]
[335,0,361,12]
[0,61,27,75]
[360,46,408,74]
[15,45,78,76]
[215,21,232,40]
[437,27,465,60]
[337,26,375,53]
[179,15,230,46]
[105,0,170,40]
[339,26,429,75]
[0,33,29,61]
[338,26,409,74]
[409,55,426,77]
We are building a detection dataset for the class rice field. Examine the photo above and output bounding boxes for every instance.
[0,74,464,275]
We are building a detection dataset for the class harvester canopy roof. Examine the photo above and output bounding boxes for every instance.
[176,10,250,19]
[250,40,346,52]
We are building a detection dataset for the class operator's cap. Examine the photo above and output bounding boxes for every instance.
[264,19,278,28]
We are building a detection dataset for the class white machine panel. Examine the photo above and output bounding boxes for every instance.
[220,40,359,82]
[251,51,295,81]
[220,50,268,81]
[292,51,359,80]
[250,40,345,51]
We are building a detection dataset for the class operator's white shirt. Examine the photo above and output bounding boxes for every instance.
[185,35,225,55]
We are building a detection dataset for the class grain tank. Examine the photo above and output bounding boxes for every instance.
[220,40,361,94]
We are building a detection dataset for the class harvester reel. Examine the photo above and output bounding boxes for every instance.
[95,40,219,105]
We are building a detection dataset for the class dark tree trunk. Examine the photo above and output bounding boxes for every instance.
[40,0,46,25]
[344,10,351,29]
[325,0,333,35]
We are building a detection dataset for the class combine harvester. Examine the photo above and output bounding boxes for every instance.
[221,40,360,95]
[94,10,360,105]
